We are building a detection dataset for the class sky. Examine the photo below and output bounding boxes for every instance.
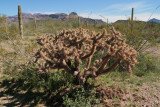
[0,0,160,22]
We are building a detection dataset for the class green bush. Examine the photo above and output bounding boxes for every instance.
[63,86,101,107]
[133,53,157,77]
[114,21,158,52]
[17,66,74,92]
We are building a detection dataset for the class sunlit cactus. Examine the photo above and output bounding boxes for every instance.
[131,8,134,32]
[84,19,88,27]
[18,5,23,39]
[94,20,97,28]
[78,16,80,27]
[34,16,37,29]
[34,27,138,84]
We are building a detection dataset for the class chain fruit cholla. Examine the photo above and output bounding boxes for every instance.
[34,27,138,84]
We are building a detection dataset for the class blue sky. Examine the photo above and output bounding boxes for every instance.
[0,0,160,22]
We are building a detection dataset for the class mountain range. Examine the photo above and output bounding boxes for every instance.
[7,12,104,24]
[148,18,160,23]
[115,18,160,24]
[7,12,160,24]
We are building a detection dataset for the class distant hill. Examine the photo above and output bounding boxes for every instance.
[115,20,129,23]
[115,19,160,24]
[148,18,160,23]
[115,20,145,24]
[7,12,104,24]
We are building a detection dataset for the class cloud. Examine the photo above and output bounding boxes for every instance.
[29,11,56,15]
[79,13,128,23]
[80,1,160,23]
[79,12,160,23]
[41,12,56,14]
[101,1,154,15]
[106,2,144,11]
[134,13,160,21]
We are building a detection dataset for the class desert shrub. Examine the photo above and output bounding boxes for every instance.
[133,53,157,77]
[71,20,79,28]
[0,14,7,40]
[0,15,19,40]
[0,15,22,72]
[35,19,73,34]
[22,19,74,37]
[97,23,108,29]
[7,23,19,39]
[17,65,74,92]
[33,27,138,84]
[63,86,101,107]
[114,21,158,52]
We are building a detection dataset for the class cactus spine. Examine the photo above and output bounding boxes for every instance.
[18,5,23,39]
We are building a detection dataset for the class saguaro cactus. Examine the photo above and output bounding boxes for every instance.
[18,5,23,39]
[84,19,88,27]
[131,8,134,22]
[78,16,80,27]
[34,16,37,29]
[94,20,97,28]
[131,8,134,32]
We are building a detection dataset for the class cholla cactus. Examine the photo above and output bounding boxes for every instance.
[34,27,138,84]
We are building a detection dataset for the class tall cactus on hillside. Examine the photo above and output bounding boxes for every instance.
[84,19,88,27]
[94,20,97,28]
[18,5,23,39]
[78,16,80,27]
[34,16,37,29]
[131,8,134,32]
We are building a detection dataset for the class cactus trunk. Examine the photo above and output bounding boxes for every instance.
[94,20,96,28]
[78,17,80,27]
[34,16,37,29]
[18,5,23,39]
[5,18,7,34]
[131,8,134,32]
[85,19,88,27]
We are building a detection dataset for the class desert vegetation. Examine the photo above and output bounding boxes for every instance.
[34,27,138,84]
[0,6,160,107]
